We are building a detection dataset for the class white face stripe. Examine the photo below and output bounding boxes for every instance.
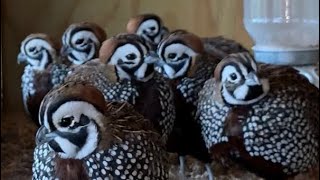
[70,31,99,47]
[136,19,160,36]
[49,101,104,132]
[109,44,142,68]
[163,43,196,62]
[221,65,242,84]
[54,136,78,158]
[233,84,249,100]
[221,80,269,105]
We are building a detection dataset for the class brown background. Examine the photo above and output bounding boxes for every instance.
[1,0,253,113]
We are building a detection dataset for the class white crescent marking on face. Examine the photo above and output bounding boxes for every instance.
[109,44,142,68]
[136,19,159,37]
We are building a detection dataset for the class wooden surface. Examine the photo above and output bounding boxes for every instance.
[1,0,253,112]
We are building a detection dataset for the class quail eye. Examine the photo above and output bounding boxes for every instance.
[126,53,137,60]
[150,27,156,31]
[75,38,84,45]
[168,53,177,59]
[230,73,238,81]
[29,47,36,52]
[59,116,74,127]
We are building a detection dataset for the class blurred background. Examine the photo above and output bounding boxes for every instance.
[1,0,253,113]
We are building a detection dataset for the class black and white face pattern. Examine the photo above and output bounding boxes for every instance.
[157,42,197,79]
[62,28,100,65]
[220,53,269,105]
[108,42,154,82]
[41,100,104,159]
[18,37,55,70]
[136,19,161,43]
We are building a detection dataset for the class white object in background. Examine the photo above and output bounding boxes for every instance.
[243,0,319,65]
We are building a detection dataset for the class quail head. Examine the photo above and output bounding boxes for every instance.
[197,52,319,179]
[60,22,107,65]
[17,33,67,125]
[33,81,169,180]
[126,13,169,49]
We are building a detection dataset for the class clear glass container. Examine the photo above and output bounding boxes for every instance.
[243,0,319,65]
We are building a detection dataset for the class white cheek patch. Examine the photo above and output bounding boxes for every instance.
[233,85,249,100]
[54,136,78,158]
[174,58,191,78]
[164,44,196,62]
[136,19,159,36]
[163,63,177,79]
[109,44,141,67]
[134,62,148,79]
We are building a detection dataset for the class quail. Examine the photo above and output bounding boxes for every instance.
[18,33,68,125]
[197,52,319,179]
[126,13,169,51]
[156,29,221,179]
[99,33,175,142]
[60,21,107,65]
[33,81,168,180]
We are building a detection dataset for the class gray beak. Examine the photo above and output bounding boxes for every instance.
[60,45,71,57]
[144,51,161,64]
[246,72,261,86]
[17,52,27,64]
[35,126,58,145]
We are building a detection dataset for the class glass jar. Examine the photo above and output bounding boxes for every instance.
[243,0,319,65]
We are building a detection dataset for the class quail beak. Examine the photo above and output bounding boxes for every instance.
[17,52,27,64]
[60,45,71,57]
[144,51,161,64]
[245,72,261,86]
[35,126,58,145]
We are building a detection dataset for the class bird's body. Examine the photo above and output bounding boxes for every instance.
[197,52,319,178]
[33,81,168,180]
[18,33,68,125]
